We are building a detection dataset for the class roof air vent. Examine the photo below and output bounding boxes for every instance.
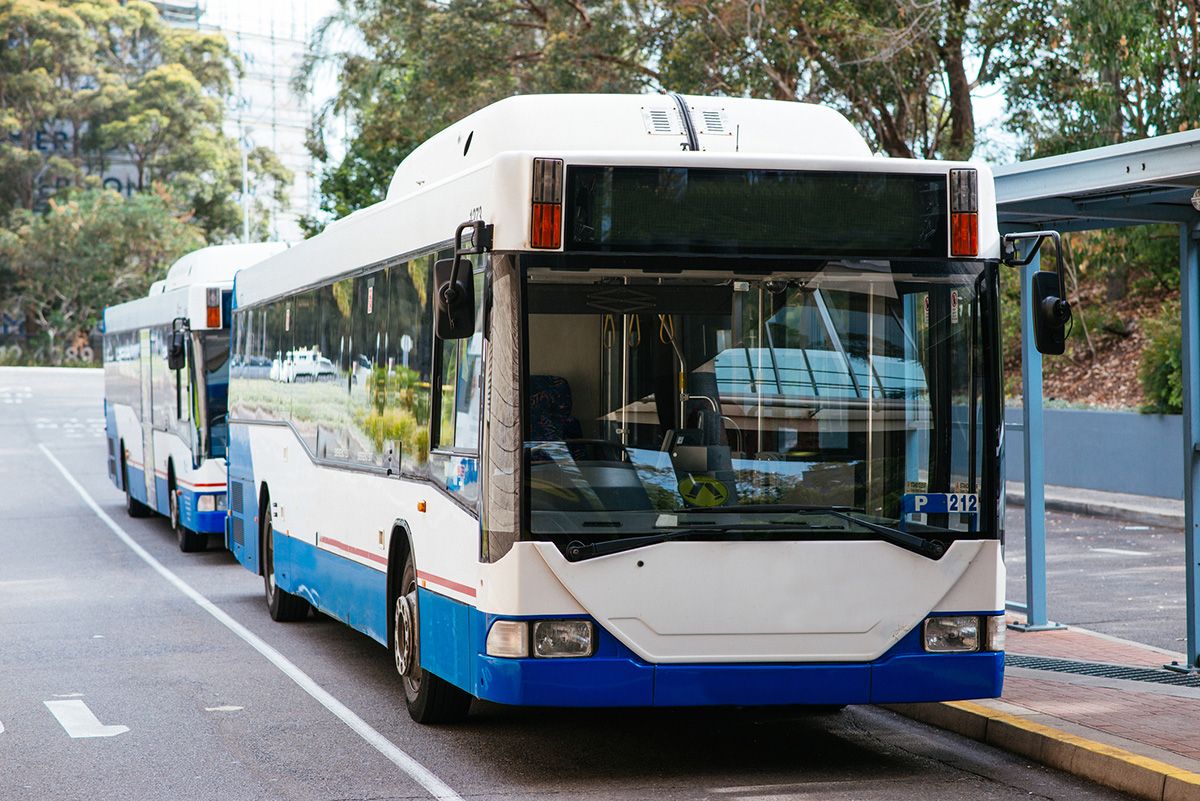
[692,107,730,136]
[642,106,684,136]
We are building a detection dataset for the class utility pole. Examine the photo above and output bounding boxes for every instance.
[241,129,252,243]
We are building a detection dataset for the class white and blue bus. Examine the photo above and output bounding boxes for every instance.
[103,243,288,551]
[225,94,1068,722]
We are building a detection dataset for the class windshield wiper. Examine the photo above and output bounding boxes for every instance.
[566,525,758,561]
[674,504,947,559]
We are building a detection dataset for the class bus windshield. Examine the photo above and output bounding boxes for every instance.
[196,330,231,459]
[521,260,994,550]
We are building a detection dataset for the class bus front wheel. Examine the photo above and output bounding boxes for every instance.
[261,500,309,622]
[395,553,471,724]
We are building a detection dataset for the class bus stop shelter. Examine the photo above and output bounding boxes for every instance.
[994,130,1200,671]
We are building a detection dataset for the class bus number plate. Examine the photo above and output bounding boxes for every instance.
[901,493,978,515]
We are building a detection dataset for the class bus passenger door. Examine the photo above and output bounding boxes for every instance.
[138,328,158,510]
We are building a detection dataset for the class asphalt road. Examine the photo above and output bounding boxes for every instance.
[1003,502,1188,653]
[0,366,1140,801]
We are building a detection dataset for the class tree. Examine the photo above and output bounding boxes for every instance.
[1006,0,1200,157]
[0,0,287,239]
[299,0,656,229]
[0,187,204,360]
[656,0,1034,159]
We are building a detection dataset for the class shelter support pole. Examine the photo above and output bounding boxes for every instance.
[1170,224,1200,672]
[1011,251,1065,632]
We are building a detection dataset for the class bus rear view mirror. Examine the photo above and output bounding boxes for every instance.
[1001,229,1072,356]
[434,256,475,340]
[168,323,187,370]
[1032,270,1071,355]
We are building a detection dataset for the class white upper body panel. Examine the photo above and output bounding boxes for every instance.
[236,93,999,310]
[106,242,289,333]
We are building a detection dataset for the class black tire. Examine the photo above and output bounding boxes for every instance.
[121,450,152,519]
[262,497,309,622]
[170,471,206,553]
[394,551,471,724]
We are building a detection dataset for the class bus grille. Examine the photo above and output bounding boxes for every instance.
[230,481,244,514]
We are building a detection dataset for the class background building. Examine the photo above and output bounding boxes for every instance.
[154,0,328,241]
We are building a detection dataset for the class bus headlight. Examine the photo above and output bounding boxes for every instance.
[923,616,980,652]
[486,620,529,658]
[197,495,217,512]
[532,620,593,658]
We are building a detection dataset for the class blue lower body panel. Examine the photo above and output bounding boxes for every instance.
[418,592,1005,708]
[274,532,389,646]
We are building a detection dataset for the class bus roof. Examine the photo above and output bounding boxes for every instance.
[234,94,995,308]
[163,242,291,292]
[386,94,872,201]
[105,242,289,333]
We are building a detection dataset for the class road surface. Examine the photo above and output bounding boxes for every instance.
[0,367,1139,801]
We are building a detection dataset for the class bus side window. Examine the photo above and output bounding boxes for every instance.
[435,267,485,453]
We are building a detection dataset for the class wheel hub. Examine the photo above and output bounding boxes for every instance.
[394,591,416,677]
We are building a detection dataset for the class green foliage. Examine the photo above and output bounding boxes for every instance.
[299,0,657,231]
[0,0,289,239]
[1005,0,1200,156]
[1140,302,1183,414]
[0,188,204,360]
[657,0,1039,159]
[0,0,294,363]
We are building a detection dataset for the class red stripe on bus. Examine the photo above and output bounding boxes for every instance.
[151,470,225,490]
[417,570,477,598]
[319,536,388,566]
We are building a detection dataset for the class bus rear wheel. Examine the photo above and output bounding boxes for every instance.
[121,450,151,519]
[261,503,309,622]
[394,553,471,724]
[170,474,206,553]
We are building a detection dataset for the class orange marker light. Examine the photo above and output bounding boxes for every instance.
[417,500,427,513]
[951,212,978,257]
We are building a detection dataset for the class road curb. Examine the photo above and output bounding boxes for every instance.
[882,701,1200,801]
[1006,491,1184,528]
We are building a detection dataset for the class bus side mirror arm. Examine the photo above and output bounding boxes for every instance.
[1001,230,1072,356]
[435,221,491,340]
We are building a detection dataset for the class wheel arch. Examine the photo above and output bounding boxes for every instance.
[386,520,414,650]
[256,481,271,576]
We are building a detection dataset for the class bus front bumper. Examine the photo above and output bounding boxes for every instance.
[421,590,1004,708]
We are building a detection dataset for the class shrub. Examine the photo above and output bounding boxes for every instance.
[1139,303,1183,414]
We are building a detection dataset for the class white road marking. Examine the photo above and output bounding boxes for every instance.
[39,444,463,801]
[204,706,244,712]
[44,700,129,738]
[52,693,84,698]
[1090,547,1152,557]
[0,719,5,734]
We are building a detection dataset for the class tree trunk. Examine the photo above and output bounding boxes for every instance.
[939,0,975,160]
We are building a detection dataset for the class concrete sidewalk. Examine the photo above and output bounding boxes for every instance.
[887,616,1200,801]
[1006,481,1184,527]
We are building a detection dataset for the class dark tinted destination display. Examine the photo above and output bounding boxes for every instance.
[566,166,948,257]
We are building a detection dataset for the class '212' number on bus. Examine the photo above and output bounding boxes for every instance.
[947,493,978,513]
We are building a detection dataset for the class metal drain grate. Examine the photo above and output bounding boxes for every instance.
[1006,654,1200,687]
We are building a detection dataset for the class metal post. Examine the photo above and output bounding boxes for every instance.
[1011,251,1065,632]
[1169,224,1200,672]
